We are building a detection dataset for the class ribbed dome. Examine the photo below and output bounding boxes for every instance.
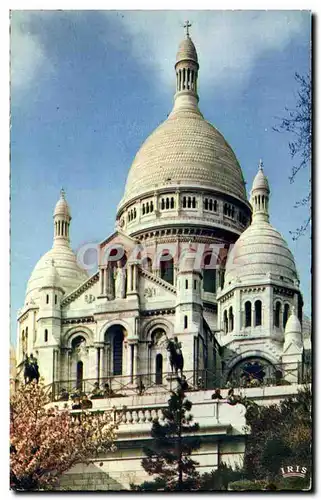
[176,37,198,63]
[41,259,62,288]
[25,246,88,303]
[224,219,299,286]
[120,110,247,207]
[252,166,270,192]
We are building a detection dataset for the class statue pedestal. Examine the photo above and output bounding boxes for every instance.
[166,373,180,392]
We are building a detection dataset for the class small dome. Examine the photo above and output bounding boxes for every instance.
[176,37,198,64]
[252,164,270,192]
[54,189,71,218]
[41,259,61,288]
[285,308,302,335]
[25,246,88,303]
[224,219,299,286]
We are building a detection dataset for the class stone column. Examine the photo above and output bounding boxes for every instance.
[133,343,138,379]
[127,265,133,294]
[234,289,241,333]
[128,343,134,383]
[100,268,104,295]
[176,189,180,213]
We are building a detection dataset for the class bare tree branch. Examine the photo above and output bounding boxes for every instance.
[273,72,311,240]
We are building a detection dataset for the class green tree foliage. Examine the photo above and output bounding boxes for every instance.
[273,72,311,240]
[243,386,312,483]
[137,386,201,491]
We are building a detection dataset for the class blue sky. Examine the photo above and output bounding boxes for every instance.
[10,10,311,343]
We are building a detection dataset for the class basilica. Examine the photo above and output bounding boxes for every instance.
[15,28,311,489]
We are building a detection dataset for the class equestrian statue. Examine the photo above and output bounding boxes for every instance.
[20,353,40,384]
[166,336,184,378]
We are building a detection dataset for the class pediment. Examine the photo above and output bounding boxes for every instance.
[61,272,99,308]
[99,230,139,264]
[138,268,176,309]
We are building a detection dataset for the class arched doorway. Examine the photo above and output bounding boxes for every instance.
[104,325,126,377]
[155,354,163,385]
[70,335,87,388]
[113,330,124,375]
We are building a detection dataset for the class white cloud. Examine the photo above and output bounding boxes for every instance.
[10,11,48,94]
[105,10,309,92]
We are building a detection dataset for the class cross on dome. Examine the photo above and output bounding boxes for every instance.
[184,20,192,38]
[60,187,66,199]
[258,159,264,171]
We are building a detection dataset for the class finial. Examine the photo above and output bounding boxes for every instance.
[184,20,192,38]
[258,159,264,171]
[60,187,65,199]
[291,305,296,314]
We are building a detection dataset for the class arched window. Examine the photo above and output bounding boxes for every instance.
[223,310,228,334]
[113,329,124,376]
[209,199,213,211]
[187,197,191,208]
[184,315,188,329]
[76,361,83,390]
[46,294,49,304]
[231,207,235,219]
[44,329,48,342]
[161,199,165,210]
[142,204,145,215]
[170,197,175,209]
[283,303,290,329]
[183,197,187,208]
[228,307,234,332]
[146,203,150,214]
[166,198,170,209]
[255,300,262,326]
[192,197,196,208]
[214,200,217,212]
[55,294,57,305]
[223,204,227,215]
[160,253,174,285]
[203,253,216,293]
[150,201,154,212]
[155,354,163,385]
[245,301,252,327]
[274,301,281,327]
[204,198,208,210]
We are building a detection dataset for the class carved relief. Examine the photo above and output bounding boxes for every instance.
[144,287,157,298]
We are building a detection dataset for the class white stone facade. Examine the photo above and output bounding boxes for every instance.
[15,32,311,489]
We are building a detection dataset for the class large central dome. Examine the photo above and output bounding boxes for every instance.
[118,33,247,213]
[120,108,247,207]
